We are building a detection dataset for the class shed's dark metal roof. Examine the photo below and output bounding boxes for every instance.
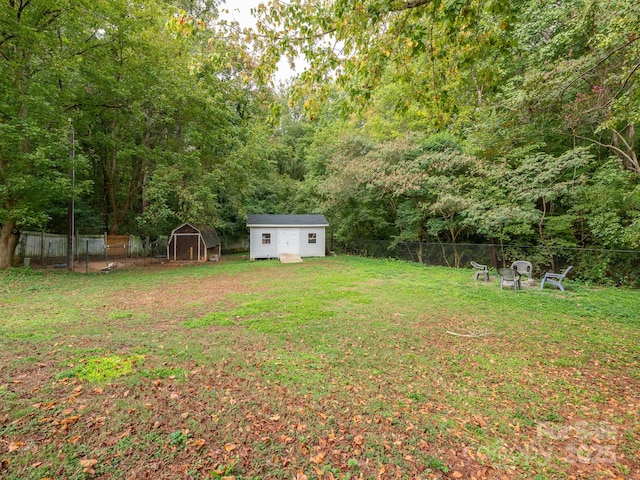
[246,214,329,227]
[199,227,220,248]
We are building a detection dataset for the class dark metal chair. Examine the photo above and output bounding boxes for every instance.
[540,266,573,291]
[471,261,489,282]
[498,267,521,291]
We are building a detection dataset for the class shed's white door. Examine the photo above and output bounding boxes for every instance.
[277,228,300,255]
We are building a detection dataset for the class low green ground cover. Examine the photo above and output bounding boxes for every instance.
[1,256,638,479]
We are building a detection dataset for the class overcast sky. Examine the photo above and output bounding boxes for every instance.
[220,0,304,84]
[221,0,259,27]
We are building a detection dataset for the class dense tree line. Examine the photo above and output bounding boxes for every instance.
[2,0,639,284]
[0,0,275,267]
[248,0,640,285]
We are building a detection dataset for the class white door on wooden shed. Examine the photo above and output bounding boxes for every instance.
[277,228,300,255]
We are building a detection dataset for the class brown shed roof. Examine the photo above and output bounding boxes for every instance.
[170,223,220,248]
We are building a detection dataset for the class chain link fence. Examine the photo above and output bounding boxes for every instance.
[334,240,640,287]
[16,231,168,269]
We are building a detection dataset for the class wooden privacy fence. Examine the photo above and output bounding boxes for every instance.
[105,235,131,257]
[17,231,145,261]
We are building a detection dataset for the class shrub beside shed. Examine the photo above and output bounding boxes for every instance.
[247,214,329,260]
[167,223,221,262]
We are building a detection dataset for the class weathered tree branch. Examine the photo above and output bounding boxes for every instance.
[393,0,432,11]
[573,133,640,174]
[446,330,503,338]
[559,36,640,103]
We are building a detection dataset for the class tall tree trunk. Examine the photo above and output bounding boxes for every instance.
[449,224,460,268]
[538,199,555,271]
[470,66,483,107]
[417,218,424,264]
[489,238,498,269]
[437,237,451,268]
[0,220,20,268]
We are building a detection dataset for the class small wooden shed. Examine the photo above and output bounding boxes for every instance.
[247,214,329,260]
[167,223,221,262]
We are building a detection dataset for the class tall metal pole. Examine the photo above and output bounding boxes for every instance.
[67,120,75,272]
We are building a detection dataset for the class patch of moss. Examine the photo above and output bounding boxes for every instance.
[59,354,144,382]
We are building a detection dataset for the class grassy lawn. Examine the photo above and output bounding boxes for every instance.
[1,255,639,479]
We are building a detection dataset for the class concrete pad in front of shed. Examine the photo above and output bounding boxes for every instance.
[279,254,303,263]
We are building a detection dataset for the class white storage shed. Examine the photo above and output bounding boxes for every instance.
[246,214,329,260]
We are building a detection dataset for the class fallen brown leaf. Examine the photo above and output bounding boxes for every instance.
[8,441,24,452]
[191,438,206,449]
[80,458,98,468]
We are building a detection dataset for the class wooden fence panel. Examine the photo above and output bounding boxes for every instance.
[78,237,109,256]
[106,235,130,257]
[20,232,68,258]
[18,231,145,259]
